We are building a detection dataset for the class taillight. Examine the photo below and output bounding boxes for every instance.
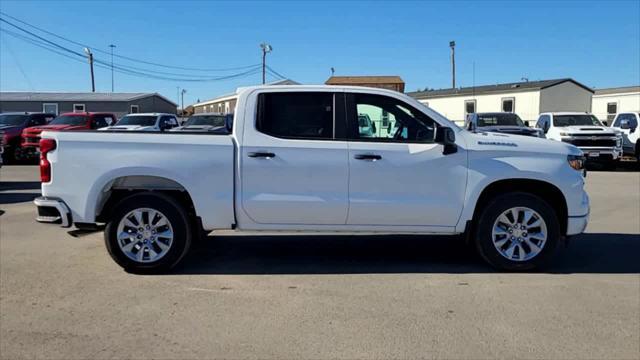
[40,138,56,183]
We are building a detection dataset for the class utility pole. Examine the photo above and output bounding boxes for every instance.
[109,44,116,92]
[449,41,456,88]
[181,89,186,113]
[260,43,272,84]
[84,47,95,92]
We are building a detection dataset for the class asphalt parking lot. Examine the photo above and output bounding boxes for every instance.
[1,165,639,359]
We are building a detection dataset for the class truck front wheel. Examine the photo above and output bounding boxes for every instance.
[104,192,193,274]
[475,192,560,271]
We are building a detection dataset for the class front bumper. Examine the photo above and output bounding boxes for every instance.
[567,212,589,236]
[34,197,71,227]
[575,147,622,161]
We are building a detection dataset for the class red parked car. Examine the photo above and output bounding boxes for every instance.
[21,112,116,158]
[0,112,56,162]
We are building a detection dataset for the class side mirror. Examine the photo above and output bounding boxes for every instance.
[524,120,530,127]
[620,119,630,129]
[371,122,377,133]
[602,120,608,126]
[436,127,457,155]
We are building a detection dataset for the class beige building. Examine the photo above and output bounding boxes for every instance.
[407,78,594,125]
[192,79,299,114]
[591,86,640,124]
[325,76,405,92]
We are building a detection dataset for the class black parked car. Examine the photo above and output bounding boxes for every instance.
[465,112,542,137]
[170,113,233,133]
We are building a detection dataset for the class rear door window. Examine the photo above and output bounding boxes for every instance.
[256,92,334,140]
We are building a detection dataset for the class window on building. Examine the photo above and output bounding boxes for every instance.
[130,105,139,114]
[350,93,435,143]
[256,92,334,140]
[73,104,86,113]
[42,103,58,115]
[607,102,617,122]
[501,97,515,113]
[464,100,476,115]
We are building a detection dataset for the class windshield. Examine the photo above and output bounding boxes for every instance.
[0,115,29,126]
[116,116,157,126]
[477,113,524,127]
[185,115,226,127]
[554,114,603,127]
[49,115,87,126]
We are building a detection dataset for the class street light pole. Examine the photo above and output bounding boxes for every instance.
[181,89,186,113]
[449,41,456,89]
[109,44,116,92]
[84,47,95,92]
[260,43,272,84]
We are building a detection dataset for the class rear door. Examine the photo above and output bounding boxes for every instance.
[240,91,349,225]
[345,92,467,227]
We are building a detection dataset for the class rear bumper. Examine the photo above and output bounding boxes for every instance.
[567,212,589,236]
[34,196,71,228]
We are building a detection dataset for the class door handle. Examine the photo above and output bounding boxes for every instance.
[248,151,276,159]
[354,154,382,161]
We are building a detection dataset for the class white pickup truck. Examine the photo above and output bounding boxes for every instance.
[535,112,622,168]
[34,85,590,273]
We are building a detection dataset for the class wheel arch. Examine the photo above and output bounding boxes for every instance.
[93,175,197,224]
[469,178,568,236]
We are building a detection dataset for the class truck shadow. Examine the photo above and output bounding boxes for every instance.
[0,181,41,191]
[177,232,640,275]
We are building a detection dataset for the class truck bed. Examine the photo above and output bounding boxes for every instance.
[41,130,236,230]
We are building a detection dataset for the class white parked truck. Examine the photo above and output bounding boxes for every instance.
[610,112,639,161]
[535,112,622,168]
[99,113,179,132]
[34,85,590,273]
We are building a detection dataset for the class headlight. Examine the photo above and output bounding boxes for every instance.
[567,154,586,171]
[616,135,622,147]
[559,132,568,136]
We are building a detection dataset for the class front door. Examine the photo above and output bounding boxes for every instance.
[345,93,467,227]
[241,91,349,225]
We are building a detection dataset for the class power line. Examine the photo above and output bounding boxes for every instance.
[0,33,35,90]
[0,11,261,72]
[0,26,263,82]
[266,65,287,80]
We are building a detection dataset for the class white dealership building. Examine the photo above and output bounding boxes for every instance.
[407,78,594,125]
[591,86,640,124]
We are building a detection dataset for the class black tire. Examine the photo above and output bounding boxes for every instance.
[104,192,193,274]
[474,192,560,271]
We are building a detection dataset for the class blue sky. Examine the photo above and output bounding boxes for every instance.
[1,0,639,106]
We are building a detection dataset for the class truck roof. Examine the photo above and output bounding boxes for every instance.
[540,112,592,116]
[122,113,175,116]
[58,112,116,116]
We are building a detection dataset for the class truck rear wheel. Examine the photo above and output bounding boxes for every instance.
[475,192,560,271]
[104,192,193,274]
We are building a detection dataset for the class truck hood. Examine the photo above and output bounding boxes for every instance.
[99,125,156,131]
[0,125,23,136]
[170,125,227,133]
[477,126,542,137]
[462,130,580,156]
[557,125,617,135]
[25,124,86,133]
